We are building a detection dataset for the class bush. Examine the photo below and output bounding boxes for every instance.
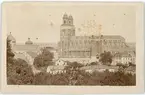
[33,47,54,71]
[99,51,113,65]
[33,72,69,85]
[7,58,34,85]
[31,69,136,86]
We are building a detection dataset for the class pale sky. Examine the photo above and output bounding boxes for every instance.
[3,2,136,43]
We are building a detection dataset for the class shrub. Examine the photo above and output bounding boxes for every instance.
[33,47,54,71]
[7,58,34,85]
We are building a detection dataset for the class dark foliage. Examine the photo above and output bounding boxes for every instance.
[33,72,69,85]
[66,61,83,69]
[7,58,34,85]
[99,51,113,65]
[32,70,135,86]
[33,47,54,70]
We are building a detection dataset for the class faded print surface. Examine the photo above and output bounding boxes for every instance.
[4,2,136,86]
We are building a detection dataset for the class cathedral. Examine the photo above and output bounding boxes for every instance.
[58,13,135,60]
[7,13,136,64]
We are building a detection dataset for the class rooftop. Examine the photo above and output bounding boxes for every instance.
[47,65,65,71]
[80,65,119,70]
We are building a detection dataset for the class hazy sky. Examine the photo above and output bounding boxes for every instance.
[3,2,136,43]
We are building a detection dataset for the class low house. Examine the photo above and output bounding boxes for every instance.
[55,59,67,66]
[124,66,136,75]
[80,65,119,73]
[89,57,99,64]
[112,52,133,65]
[46,65,66,75]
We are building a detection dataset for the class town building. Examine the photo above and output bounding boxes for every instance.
[7,33,58,61]
[124,66,136,75]
[112,52,135,65]
[47,65,66,75]
[80,65,119,73]
[58,13,135,63]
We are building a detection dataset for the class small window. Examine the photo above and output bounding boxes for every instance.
[64,20,66,24]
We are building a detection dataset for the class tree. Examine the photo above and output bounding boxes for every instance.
[7,58,34,85]
[99,51,113,65]
[7,39,34,85]
[33,47,54,71]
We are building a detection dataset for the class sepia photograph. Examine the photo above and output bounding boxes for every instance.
[1,1,144,94]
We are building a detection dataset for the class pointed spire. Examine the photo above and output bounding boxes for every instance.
[69,14,73,19]
[63,13,68,19]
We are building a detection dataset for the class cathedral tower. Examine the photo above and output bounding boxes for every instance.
[59,13,75,58]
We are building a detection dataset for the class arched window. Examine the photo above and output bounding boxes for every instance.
[69,21,71,24]
[79,40,82,44]
[64,20,66,24]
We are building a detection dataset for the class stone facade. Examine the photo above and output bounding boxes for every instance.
[59,14,135,59]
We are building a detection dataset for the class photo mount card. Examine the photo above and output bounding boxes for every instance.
[1,1,144,94]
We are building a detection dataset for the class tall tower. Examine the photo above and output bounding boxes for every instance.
[90,24,102,59]
[7,32,16,51]
[59,13,75,58]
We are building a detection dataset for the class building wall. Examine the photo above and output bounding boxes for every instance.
[59,14,133,59]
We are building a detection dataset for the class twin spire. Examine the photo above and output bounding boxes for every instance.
[63,13,73,19]
[63,13,73,25]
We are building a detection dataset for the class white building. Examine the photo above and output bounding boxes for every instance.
[47,65,66,75]
[112,52,134,65]
[55,59,67,66]
[80,65,119,73]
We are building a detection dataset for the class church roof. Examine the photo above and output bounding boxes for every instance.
[26,51,38,58]
[7,32,16,42]
[68,15,73,19]
[80,65,119,70]
[25,38,33,45]
[70,35,125,40]
[63,13,68,19]
[13,44,39,52]
[47,65,65,70]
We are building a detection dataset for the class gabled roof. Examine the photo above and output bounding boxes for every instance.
[80,65,119,70]
[125,66,136,72]
[13,44,39,52]
[47,65,65,71]
[26,51,38,58]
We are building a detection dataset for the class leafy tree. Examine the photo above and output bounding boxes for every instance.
[7,58,34,85]
[99,51,113,65]
[7,39,34,85]
[31,68,135,85]
[33,72,69,85]
[33,47,54,71]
